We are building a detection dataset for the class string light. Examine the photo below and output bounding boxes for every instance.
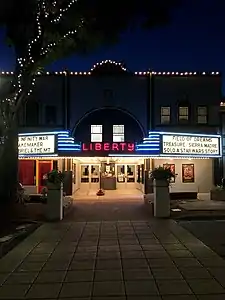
[91,60,127,72]
[51,0,78,23]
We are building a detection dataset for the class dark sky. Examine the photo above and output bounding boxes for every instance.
[0,0,225,90]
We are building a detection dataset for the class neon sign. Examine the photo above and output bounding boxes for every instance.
[82,142,135,152]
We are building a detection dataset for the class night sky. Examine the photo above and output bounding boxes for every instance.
[0,0,225,90]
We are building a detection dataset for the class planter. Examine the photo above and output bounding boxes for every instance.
[153,179,170,218]
[46,182,63,221]
[210,189,225,201]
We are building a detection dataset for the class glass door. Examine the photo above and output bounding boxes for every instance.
[90,164,100,190]
[116,164,136,189]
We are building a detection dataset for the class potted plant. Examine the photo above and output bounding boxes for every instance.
[47,169,64,189]
[210,178,225,201]
[46,169,64,221]
[150,166,175,218]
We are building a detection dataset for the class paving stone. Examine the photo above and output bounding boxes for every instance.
[25,254,51,262]
[96,259,121,269]
[42,261,70,271]
[0,273,8,285]
[35,271,66,283]
[125,280,159,295]
[122,259,149,269]
[120,245,142,251]
[69,260,95,270]
[97,252,120,259]
[120,251,145,258]
[93,281,125,296]
[73,252,96,260]
[127,297,161,300]
[0,283,30,298]
[156,279,193,295]
[4,272,38,284]
[25,283,61,298]
[186,279,225,294]
[144,250,170,258]
[180,267,212,279]
[198,257,225,268]
[167,250,194,258]
[142,244,165,251]
[94,269,123,281]
[16,262,45,272]
[64,270,94,282]
[162,295,197,299]
[163,244,187,251]
[151,267,183,279]
[123,268,153,280]
[196,295,225,300]
[148,258,176,268]
[60,282,92,297]
[173,258,202,267]
[93,297,125,300]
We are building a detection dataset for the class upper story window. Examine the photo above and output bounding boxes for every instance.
[178,106,189,121]
[91,125,102,142]
[45,105,57,124]
[113,125,124,142]
[25,101,39,126]
[160,106,171,124]
[197,106,207,124]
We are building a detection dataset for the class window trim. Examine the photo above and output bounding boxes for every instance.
[178,106,189,122]
[197,105,208,124]
[160,106,171,124]
[91,125,103,142]
[113,125,124,142]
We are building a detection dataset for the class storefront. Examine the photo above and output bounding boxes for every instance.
[18,130,222,198]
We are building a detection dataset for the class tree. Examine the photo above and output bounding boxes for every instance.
[0,0,180,206]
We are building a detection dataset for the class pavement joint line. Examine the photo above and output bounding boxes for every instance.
[90,221,101,299]
[131,220,161,296]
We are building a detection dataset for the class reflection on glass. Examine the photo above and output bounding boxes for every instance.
[81,165,89,183]
[117,165,125,183]
[91,165,100,183]
[127,165,135,182]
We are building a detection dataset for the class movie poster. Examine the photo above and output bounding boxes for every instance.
[163,164,175,183]
[182,164,194,183]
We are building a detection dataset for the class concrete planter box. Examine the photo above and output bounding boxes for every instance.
[46,182,63,221]
[153,179,170,218]
[210,189,225,201]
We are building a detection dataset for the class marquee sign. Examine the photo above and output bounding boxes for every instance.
[161,133,221,157]
[82,142,135,153]
[19,134,56,155]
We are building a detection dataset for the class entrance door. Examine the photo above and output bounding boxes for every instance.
[80,164,100,193]
[116,164,136,189]
[38,161,52,193]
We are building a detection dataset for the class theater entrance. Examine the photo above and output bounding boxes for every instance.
[75,157,144,196]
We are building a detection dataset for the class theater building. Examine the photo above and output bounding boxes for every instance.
[12,60,223,198]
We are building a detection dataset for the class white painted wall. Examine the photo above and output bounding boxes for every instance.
[154,159,214,193]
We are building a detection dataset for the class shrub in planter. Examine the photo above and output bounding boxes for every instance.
[150,166,175,183]
[47,169,64,189]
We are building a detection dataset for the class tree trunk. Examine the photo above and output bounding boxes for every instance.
[0,121,18,220]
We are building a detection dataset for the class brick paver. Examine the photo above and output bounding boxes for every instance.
[0,219,225,299]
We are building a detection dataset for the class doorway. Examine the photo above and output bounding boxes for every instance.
[80,164,100,192]
[116,164,136,189]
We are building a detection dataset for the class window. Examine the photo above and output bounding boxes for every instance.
[197,106,207,124]
[160,107,171,124]
[178,106,189,121]
[91,125,102,142]
[113,125,124,142]
[25,101,39,126]
[45,105,57,124]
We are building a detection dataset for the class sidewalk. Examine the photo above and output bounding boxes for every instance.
[0,219,225,299]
